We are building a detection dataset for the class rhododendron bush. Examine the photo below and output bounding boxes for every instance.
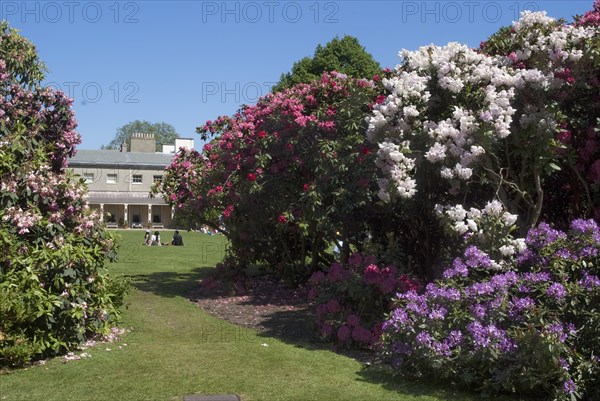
[155,72,395,281]
[381,219,600,400]
[368,5,600,234]
[373,4,600,399]
[0,23,128,367]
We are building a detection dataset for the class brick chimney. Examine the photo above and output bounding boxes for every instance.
[129,133,156,153]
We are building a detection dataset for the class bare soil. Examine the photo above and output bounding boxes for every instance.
[189,275,376,363]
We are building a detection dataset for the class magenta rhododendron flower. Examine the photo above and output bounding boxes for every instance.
[364,264,380,285]
[223,204,234,218]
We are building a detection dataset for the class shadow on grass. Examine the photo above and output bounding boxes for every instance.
[257,310,488,400]
[355,366,486,401]
[256,308,315,343]
[131,267,212,298]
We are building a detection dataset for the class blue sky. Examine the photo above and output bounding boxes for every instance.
[2,0,593,150]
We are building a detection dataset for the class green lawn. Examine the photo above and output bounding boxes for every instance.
[1,230,491,401]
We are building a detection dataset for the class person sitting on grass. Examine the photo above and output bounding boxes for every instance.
[151,231,161,246]
[143,229,153,246]
[171,230,184,246]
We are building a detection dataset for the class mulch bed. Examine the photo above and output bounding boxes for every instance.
[189,275,376,363]
[190,275,313,342]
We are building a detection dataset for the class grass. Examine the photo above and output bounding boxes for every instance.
[1,230,496,401]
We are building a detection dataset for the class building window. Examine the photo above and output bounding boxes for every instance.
[132,174,143,184]
[83,173,94,183]
[153,175,162,184]
[107,173,117,184]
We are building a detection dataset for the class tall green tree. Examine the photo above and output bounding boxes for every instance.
[103,120,180,151]
[273,35,381,92]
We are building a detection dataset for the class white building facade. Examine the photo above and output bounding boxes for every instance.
[68,133,192,229]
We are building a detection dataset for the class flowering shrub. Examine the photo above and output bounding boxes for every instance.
[380,219,600,400]
[309,253,418,348]
[368,6,600,236]
[0,22,128,367]
[480,2,600,227]
[154,72,395,282]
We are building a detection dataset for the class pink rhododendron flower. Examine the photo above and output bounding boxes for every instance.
[337,325,351,342]
[326,299,342,314]
[310,271,326,284]
[328,262,347,283]
[347,314,361,327]
[352,326,373,345]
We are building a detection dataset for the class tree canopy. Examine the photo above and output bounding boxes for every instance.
[103,120,180,151]
[272,35,381,92]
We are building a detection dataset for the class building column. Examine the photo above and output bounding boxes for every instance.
[147,204,152,226]
[100,203,104,222]
[124,204,129,226]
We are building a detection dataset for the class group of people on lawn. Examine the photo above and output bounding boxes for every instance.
[143,229,184,246]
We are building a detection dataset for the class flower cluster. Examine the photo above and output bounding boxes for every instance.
[381,220,600,400]
[367,42,518,201]
[436,200,526,269]
[310,253,419,348]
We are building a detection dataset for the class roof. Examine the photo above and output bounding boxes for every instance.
[69,150,174,168]
[88,191,168,205]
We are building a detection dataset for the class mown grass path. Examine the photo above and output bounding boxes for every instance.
[1,230,484,401]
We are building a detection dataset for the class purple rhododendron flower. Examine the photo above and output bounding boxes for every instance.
[490,271,519,290]
[570,218,599,235]
[446,330,463,347]
[470,304,487,319]
[525,223,567,249]
[386,308,413,330]
[428,306,448,320]
[415,331,433,347]
[563,379,577,394]
[579,272,600,289]
[547,323,567,342]
[463,246,492,268]
[509,296,535,312]
[546,283,567,299]
[523,272,551,283]
[467,282,495,296]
